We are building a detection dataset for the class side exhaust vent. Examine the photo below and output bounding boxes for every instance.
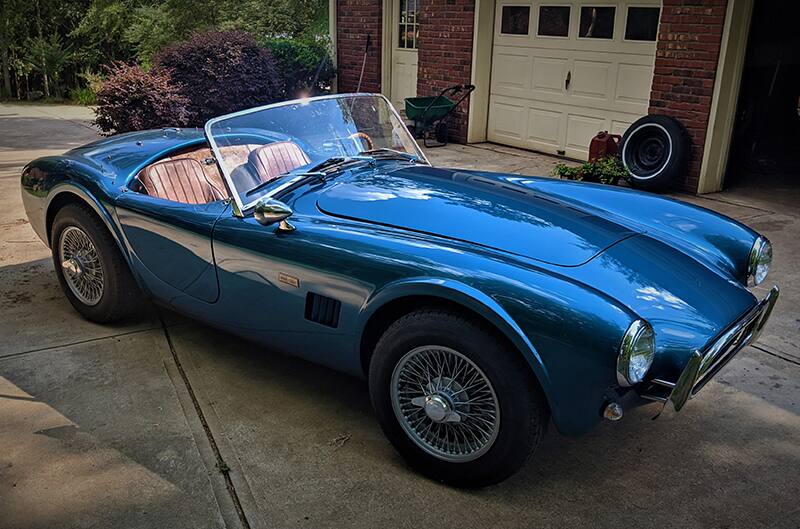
[305,292,341,328]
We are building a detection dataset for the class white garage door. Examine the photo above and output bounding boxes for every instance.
[487,1,660,159]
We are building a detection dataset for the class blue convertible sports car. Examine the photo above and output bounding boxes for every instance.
[21,94,778,486]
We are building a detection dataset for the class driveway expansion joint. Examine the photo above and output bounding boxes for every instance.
[158,312,253,529]
[752,344,800,367]
[0,327,156,361]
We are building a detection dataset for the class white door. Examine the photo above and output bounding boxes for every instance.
[487,1,660,159]
[390,0,419,111]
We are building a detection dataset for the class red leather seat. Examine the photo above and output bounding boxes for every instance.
[137,158,225,204]
[248,141,310,184]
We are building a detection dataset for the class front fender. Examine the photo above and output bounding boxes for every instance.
[359,277,555,396]
[358,269,640,436]
[358,277,570,429]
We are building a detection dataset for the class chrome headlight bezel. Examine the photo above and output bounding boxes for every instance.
[747,236,772,286]
[616,319,655,387]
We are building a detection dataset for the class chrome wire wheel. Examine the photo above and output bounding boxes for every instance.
[390,345,500,462]
[58,226,104,306]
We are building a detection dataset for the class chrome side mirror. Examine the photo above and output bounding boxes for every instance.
[254,199,295,232]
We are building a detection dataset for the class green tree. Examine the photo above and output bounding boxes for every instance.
[70,0,138,67]
[216,0,328,40]
[27,34,73,98]
[0,0,32,97]
[123,4,179,66]
[1,0,330,99]
[10,52,33,99]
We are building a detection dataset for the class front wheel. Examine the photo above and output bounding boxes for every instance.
[369,309,549,487]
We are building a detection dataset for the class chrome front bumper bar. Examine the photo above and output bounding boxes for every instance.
[642,285,780,414]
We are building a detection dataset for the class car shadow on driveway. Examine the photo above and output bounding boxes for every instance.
[0,258,161,358]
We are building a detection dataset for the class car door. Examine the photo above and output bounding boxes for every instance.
[208,208,371,371]
[209,213,313,332]
[115,192,229,303]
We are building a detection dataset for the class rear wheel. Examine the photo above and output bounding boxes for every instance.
[51,203,143,323]
[369,309,548,487]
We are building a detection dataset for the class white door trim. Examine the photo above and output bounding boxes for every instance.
[381,0,393,96]
[468,0,496,142]
[697,0,753,193]
[329,0,338,92]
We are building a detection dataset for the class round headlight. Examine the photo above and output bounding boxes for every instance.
[748,236,772,286]
[617,320,655,386]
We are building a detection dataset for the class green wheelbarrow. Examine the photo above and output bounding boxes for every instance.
[405,84,475,147]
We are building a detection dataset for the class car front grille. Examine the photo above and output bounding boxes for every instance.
[641,285,779,411]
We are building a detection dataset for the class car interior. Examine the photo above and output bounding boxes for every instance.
[131,141,311,205]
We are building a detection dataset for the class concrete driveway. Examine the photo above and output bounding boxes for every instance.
[1,103,798,529]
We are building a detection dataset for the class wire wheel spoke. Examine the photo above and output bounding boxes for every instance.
[59,226,104,306]
[390,345,500,462]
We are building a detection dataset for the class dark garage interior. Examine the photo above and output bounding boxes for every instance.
[727,0,800,200]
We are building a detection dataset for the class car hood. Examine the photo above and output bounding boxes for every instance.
[316,165,639,266]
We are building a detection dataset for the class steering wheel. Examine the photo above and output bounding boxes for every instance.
[348,132,374,152]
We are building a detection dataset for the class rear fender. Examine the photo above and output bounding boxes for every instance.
[45,183,128,261]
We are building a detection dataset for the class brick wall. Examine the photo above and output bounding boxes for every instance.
[336,0,383,93]
[416,0,475,144]
[648,0,728,192]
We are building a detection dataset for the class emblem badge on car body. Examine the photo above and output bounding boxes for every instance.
[278,273,300,288]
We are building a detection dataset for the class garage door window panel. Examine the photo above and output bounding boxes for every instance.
[500,5,531,35]
[537,6,571,38]
[578,6,616,39]
[624,6,660,42]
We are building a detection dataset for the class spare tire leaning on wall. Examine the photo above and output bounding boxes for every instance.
[621,115,690,191]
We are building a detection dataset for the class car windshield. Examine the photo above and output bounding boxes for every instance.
[205,94,426,212]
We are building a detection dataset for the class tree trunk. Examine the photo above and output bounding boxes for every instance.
[1,45,10,98]
[0,14,11,98]
[34,0,49,98]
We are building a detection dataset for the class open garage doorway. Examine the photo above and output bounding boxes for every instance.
[725,0,800,206]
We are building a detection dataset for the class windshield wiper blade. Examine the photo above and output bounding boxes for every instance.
[300,156,374,177]
[246,157,368,197]
[357,148,420,162]
[306,156,359,173]
[245,177,278,197]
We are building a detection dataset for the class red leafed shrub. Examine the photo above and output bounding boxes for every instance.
[154,30,283,124]
[93,62,189,135]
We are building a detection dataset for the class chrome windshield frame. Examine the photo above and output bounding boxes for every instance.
[204,93,429,215]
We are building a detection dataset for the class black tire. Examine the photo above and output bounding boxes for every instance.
[621,115,690,191]
[368,309,548,487]
[51,202,143,323]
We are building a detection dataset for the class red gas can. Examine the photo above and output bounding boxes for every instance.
[589,131,622,162]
